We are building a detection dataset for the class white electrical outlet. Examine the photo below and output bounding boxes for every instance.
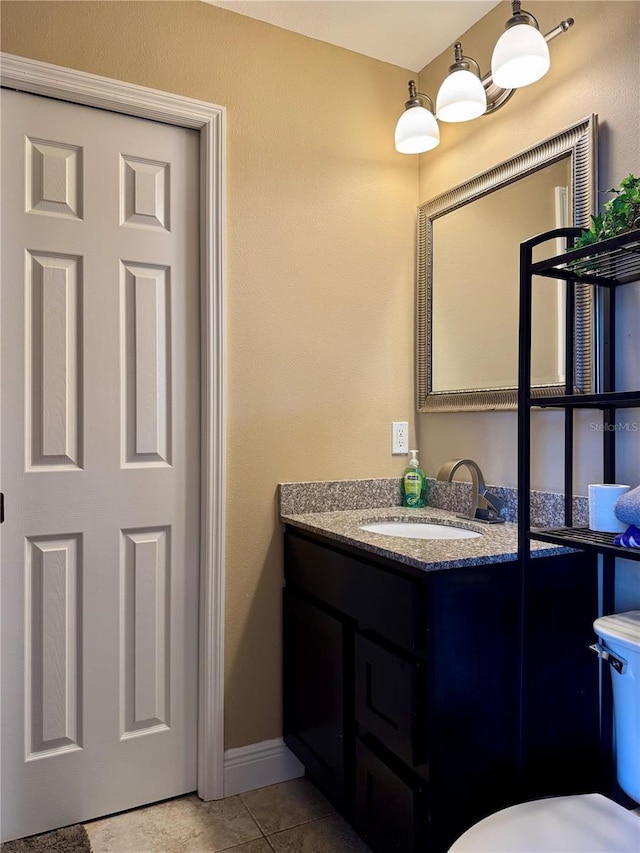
[392,422,409,455]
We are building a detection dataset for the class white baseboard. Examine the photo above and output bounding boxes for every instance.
[223,737,305,797]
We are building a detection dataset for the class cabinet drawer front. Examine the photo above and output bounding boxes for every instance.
[354,738,423,853]
[355,633,424,768]
[285,532,424,651]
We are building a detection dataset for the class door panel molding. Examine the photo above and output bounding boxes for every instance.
[0,52,226,800]
[25,533,83,759]
[26,250,83,470]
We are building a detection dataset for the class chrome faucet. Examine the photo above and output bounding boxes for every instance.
[436,458,505,524]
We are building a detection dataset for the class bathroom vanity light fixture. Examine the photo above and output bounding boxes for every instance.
[436,42,487,123]
[395,81,440,154]
[492,0,550,88]
[395,1,573,153]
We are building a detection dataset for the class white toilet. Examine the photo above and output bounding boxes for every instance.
[449,610,640,852]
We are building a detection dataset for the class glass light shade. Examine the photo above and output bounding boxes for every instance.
[395,105,440,154]
[436,69,487,123]
[491,23,550,88]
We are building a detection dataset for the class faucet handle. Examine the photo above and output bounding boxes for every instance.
[476,490,505,521]
[483,490,505,512]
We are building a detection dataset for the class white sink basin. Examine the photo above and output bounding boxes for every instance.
[359,521,481,540]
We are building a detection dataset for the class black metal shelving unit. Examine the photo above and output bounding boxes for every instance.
[517,225,640,800]
[518,226,640,562]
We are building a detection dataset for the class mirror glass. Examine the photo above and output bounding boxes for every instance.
[417,116,597,412]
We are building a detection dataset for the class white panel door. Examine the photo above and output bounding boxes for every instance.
[1,89,200,842]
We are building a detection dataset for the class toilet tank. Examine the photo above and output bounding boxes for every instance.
[593,610,640,803]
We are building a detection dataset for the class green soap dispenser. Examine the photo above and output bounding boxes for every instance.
[402,449,427,508]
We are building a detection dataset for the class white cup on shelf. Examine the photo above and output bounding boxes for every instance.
[588,484,630,533]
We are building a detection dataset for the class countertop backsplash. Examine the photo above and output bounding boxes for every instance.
[278,477,588,528]
[278,477,402,515]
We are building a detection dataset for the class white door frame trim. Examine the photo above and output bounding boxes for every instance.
[0,52,226,801]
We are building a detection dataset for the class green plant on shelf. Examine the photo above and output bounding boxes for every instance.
[574,174,640,249]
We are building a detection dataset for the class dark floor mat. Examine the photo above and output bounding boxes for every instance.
[1,825,91,853]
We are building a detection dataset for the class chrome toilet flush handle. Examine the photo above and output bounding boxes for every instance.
[589,642,628,674]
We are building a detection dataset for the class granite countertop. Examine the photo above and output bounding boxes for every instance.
[280,504,567,573]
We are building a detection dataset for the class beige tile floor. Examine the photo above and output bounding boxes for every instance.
[83,778,372,853]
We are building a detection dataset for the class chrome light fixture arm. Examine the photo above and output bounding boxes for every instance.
[483,16,574,115]
[451,41,482,78]
[404,79,434,113]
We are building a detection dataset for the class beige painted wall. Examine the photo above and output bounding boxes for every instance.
[417,0,640,495]
[0,1,418,748]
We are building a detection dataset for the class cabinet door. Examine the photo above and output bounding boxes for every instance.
[283,589,347,807]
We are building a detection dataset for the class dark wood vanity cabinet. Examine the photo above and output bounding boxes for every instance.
[283,527,600,853]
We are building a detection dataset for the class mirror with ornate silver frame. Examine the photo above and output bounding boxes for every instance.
[417,115,597,412]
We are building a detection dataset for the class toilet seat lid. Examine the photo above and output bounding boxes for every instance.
[448,794,640,852]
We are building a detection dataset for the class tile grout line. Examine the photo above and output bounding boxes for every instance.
[261,812,340,837]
